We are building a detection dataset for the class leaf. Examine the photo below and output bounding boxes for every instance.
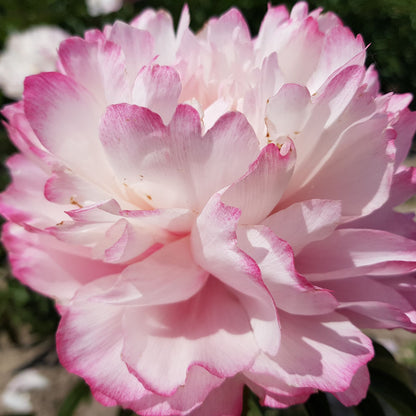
[118,409,135,416]
[246,395,263,416]
[58,379,91,416]
[369,340,413,388]
[369,368,416,416]
[275,404,309,415]
[354,391,386,416]
[304,391,332,416]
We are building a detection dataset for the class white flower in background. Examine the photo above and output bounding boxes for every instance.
[1,369,49,414]
[86,0,123,16]
[0,26,69,100]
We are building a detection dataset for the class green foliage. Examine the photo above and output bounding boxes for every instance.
[58,379,92,416]
[367,342,416,416]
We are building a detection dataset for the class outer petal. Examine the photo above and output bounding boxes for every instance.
[245,369,313,408]
[57,300,146,408]
[191,193,280,355]
[59,278,225,415]
[0,155,68,228]
[247,312,373,396]
[333,365,370,406]
[2,223,121,302]
[131,367,224,416]
[24,72,113,184]
[121,278,259,396]
[1,102,50,162]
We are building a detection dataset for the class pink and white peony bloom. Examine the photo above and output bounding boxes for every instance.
[0,26,69,100]
[1,2,416,415]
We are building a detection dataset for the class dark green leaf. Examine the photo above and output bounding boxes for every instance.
[354,391,386,416]
[369,340,414,389]
[246,394,263,416]
[275,404,309,416]
[118,409,135,416]
[369,368,416,416]
[304,391,332,416]
[58,379,91,416]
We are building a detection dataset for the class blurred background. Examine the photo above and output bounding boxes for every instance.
[0,0,415,415]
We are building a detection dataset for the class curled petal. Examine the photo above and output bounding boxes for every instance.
[191,193,280,354]
[237,225,338,315]
[222,141,296,224]
[298,229,416,280]
[263,199,342,254]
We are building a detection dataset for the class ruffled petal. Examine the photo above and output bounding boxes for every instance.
[57,300,146,408]
[247,312,373,396]
[121,278,258,395]
[2,223,120,302]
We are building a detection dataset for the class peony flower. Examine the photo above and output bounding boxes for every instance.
[1,2,416,415]
[86,0,123,16]
[0,26,69,100]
